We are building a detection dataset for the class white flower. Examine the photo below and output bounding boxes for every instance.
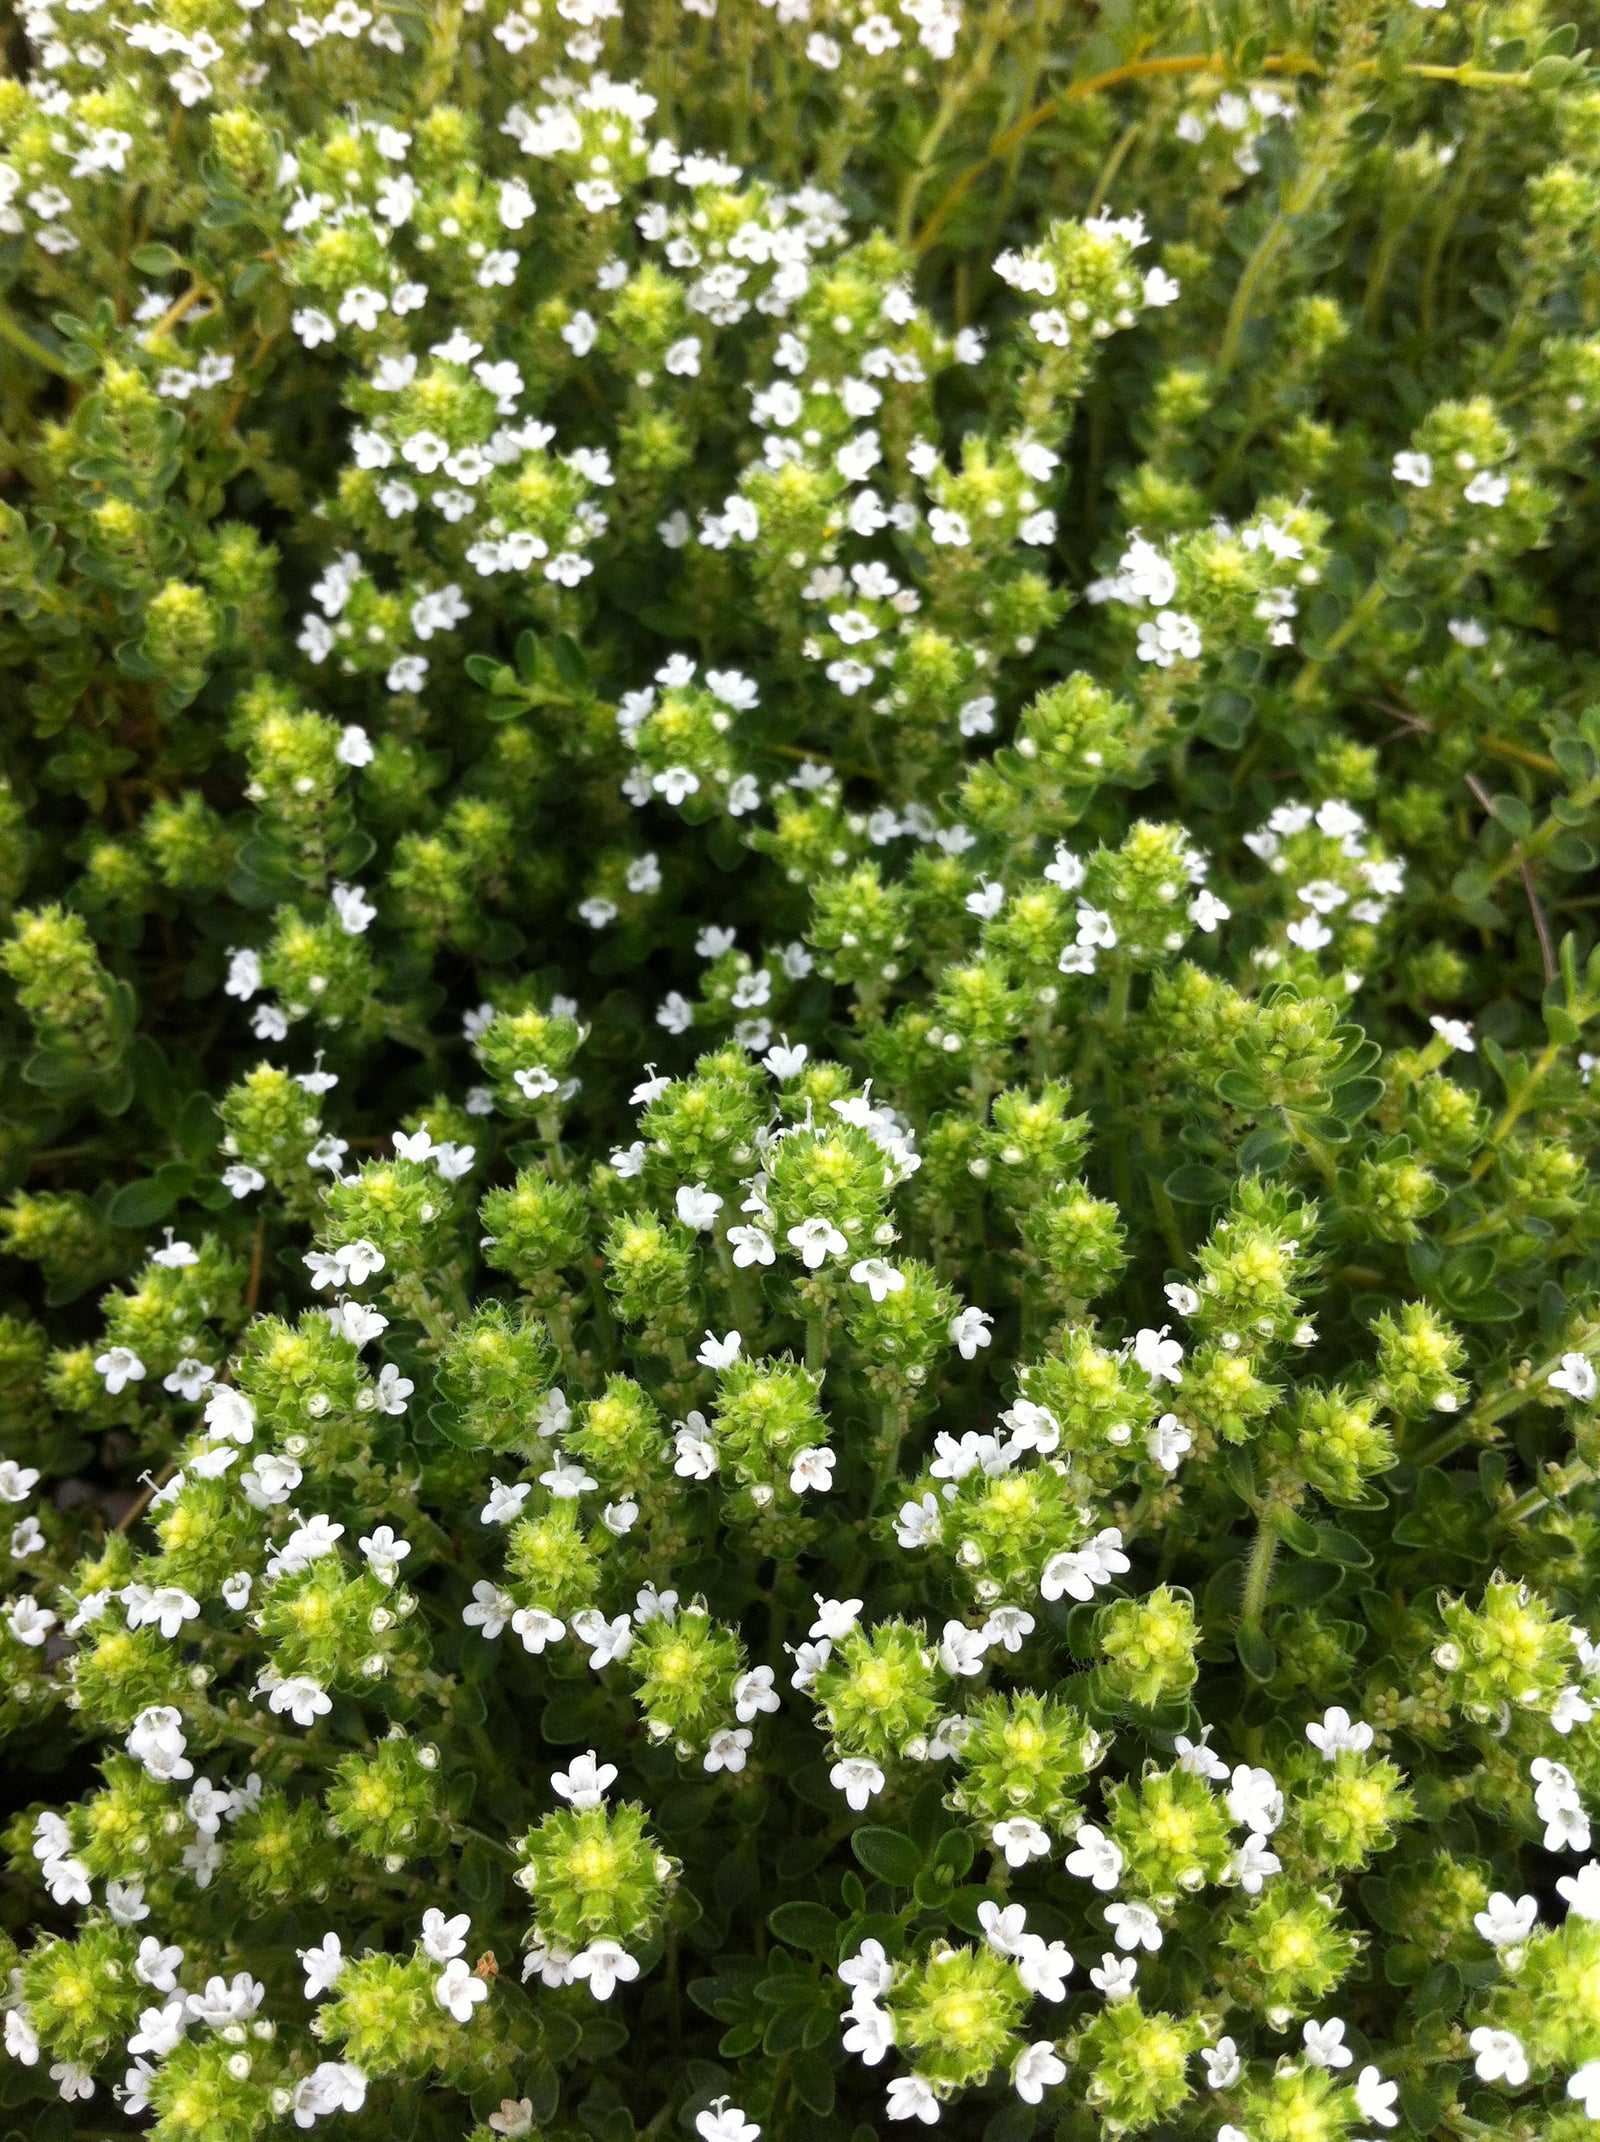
[434,1957,488,2021]
[790,1446,836,1494]
[830,1757,886,1810]
[1040,1526,1130,1603]
[572,1609,634,1668]
[1475,1892,1538,1948]
[1133,1324,1184,1383]
[1355,2065,1399,2127]
[848,1256,905,1302]
[135,1937,185,1992]
[51,2059,96,2100]
[6,1596,56,1647]
[95,1345,146,1394]
[0,1460,39,1504]
[105,1878,150,1926]
[895,1493,942,1549]
[1551,1353,1599,1402]
[697,2103,761,2142]
[1146,1413,1192,1472]
[949,1308,994,1358]
[788,1216,848,1268]
[811,1595,861,1639]
[1204,2039,1242,2088]
[1305,1705,1375,1758]
[1105,1901,1162,1952]
[729,1225,776,1267]
[1090,1951,1138,1999]
[1013,2041,1066,2104]
[1470,2028,1529,2085]
[886,2075,941,2124]
[268,1674,332,1727]
[676,1184,724,1232]
[127,1705,192,1782]
[571,1941,640,2001]
[704,1726,753,1773]
[1559,1861,1600,1919]
[1302,2017,1352,2069]
[358,1524,411,1584]
[420,1909,471,1963]
[1227,1763,1284,1836]
[300,1932,345,1998]
[843,1998,897,2064]
[939,1620,988,1676]
[697,1328,742,1370]
[1064,1824,1123,1890]
[3,2011,38,2066]
[511,1607,566,1654]
[1136,609,1202,666]
[993,1817,1051,1867]
[1229,1837,1281,1898]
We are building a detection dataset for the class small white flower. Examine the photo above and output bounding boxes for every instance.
[1550,1353,1599,1402]
[696,2102,760,2142]
[993,1817,1051,1868]
[1429,1014,1476,1055]
[788,1216,848,1268]
[843,1999,897,2064]
[790,1446,835,1494]
[704,1726,753,1774]
[1469,2028,1528,2086]
[1354,2064,1399,2128]
[1064,1824,1123,1890]
[433,1956,488,2022]
[300,1933,345,1998]
[850,1257,906,1302]
[830,1757,886,1810]
[1132,1326,1184,1383]
[571,1941,640,2001]
[1105,1901,1162,1952]
[1558,1861,1600,1919]
[1013,2041,1066,2104]
[1305,1705,1375,1758]
[95,1346,146,1394]
[1302,2017,1352,2069]
[1474,1892,1538,1948]
[676,1184,724,1232]
[697,1328,742,1370]
[1204,2038,1242,2088]
[886,2075,941,2124]
[1089,1951,1138,1999]
[729,1225,776,1267]
[511,1607,566,1654]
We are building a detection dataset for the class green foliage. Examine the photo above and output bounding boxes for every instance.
[3,2,1600,2141]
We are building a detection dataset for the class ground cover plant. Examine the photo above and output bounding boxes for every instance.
[3,0,1600,2138]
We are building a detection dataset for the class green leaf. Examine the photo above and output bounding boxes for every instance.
[789,2053,836,2117]
[850,1827,921,1887]
[767,1901,841,1956]
[1312,1524,1372,1568]
[1165,1163,1228,1203]
[130,243,184,276]
[551,633,590,693]
[1276,1509,1321,1556]
[103,1178,173,1229]
[1236,1627,1276,1681]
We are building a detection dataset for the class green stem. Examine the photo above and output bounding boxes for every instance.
[0,301,70,378]
[1240,1512,1280,1630]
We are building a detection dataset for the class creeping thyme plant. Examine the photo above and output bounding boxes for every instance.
[7,3,1600,2142]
